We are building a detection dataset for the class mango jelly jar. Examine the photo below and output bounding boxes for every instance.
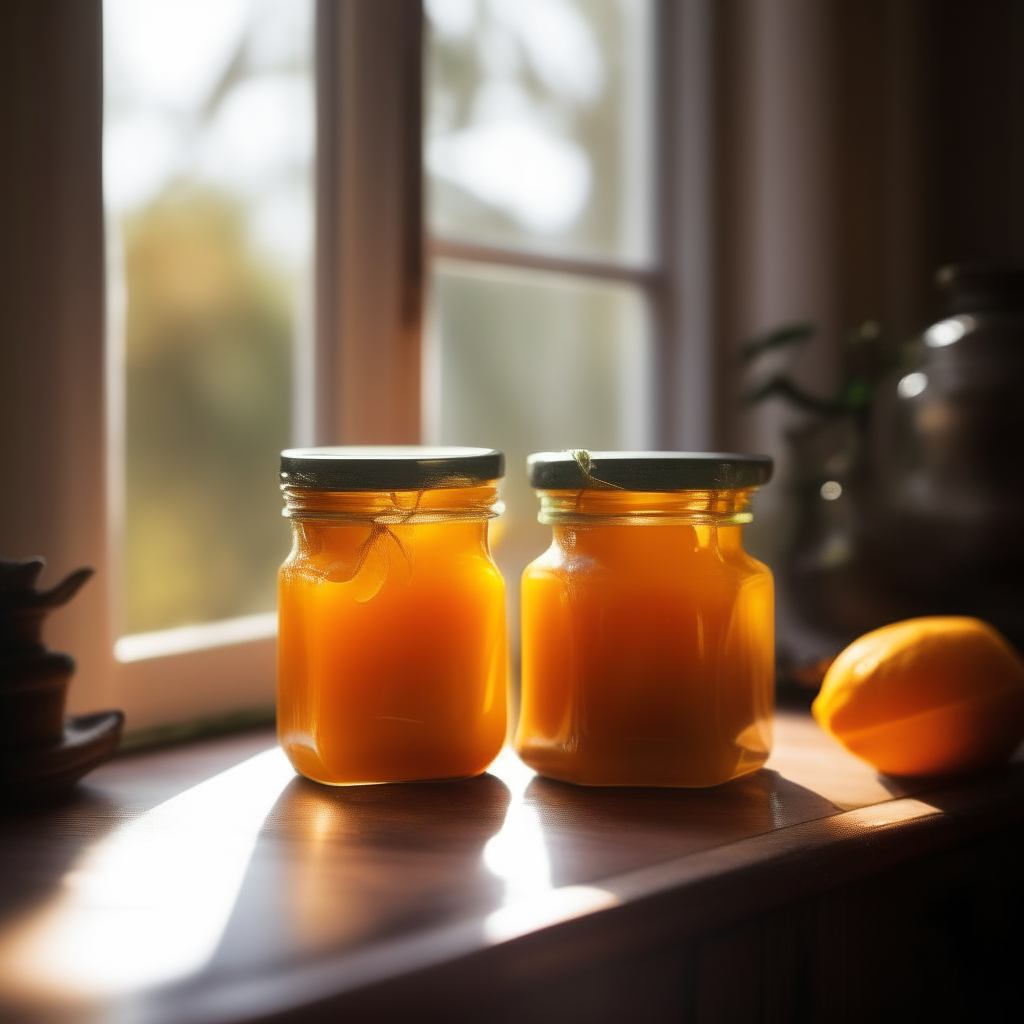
[516,451,775,788]
[277,446,507,785]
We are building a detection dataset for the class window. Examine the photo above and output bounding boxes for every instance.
[3,0,709,734]
[423,0,658,672]
[104,0,314,640]
[103,0,315,732]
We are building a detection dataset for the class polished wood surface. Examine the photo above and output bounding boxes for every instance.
[0,711,1022,1023]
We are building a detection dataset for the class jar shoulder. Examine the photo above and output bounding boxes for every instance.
[521,532,774,583]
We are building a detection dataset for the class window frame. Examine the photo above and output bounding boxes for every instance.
[1,0,714,736]
[424,0,717,450]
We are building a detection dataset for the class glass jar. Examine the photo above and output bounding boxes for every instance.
[277,447,507,785]
[516,451,775,788]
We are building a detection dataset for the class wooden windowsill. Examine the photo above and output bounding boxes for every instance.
[1,711,1022,1022]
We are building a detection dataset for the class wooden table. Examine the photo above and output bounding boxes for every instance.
[1,711,1022,1023]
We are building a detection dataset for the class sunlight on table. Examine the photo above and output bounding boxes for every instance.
[0,749,295,1001]
[482,747,619,942]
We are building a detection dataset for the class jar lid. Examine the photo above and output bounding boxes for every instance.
[527,451,773,491]
[281,446,505,491]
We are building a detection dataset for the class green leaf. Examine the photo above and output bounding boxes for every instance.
[741,375,847,415]
[843,379,871,409]
[739,321,816,363]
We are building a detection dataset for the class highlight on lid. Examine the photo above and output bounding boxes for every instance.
[280,445,505,492]
[276,446,508,787]
[516,450,776,788]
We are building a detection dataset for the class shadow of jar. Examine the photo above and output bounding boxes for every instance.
[246,773,511,954]
[524,767,843,888]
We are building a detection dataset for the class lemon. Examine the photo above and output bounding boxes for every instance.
[812,616,1024,777]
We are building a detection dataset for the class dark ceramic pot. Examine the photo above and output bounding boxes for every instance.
[782,264,1024,661]
[0,651,75,748]
[0,558,123,804]
[864,265,1024,650]
[0,559,94,748]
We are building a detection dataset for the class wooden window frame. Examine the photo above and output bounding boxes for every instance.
[424,0,717,450]
[0,0,714,735]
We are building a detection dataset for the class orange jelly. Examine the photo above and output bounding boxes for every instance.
[516,451,775,787]
[277,447,507,785]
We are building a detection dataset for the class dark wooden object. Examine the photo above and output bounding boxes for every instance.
[0,713,1021,1023]
[0,560,122,804]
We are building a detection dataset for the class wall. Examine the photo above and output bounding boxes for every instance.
[0,0,111,714]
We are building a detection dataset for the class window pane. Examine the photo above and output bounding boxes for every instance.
[425,0,654,264]
[104,0,314,635]
[426,262,653,664]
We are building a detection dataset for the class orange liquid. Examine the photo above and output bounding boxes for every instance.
[516,514,774,787]
[278,490,506,785]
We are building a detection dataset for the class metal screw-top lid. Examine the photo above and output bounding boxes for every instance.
[280,446,504,491]
[527,451,773,491]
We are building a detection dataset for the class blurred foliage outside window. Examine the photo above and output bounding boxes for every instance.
[425,0,656,669]
[104,0,313,635]
[105,0,652,645]
[432,263,650,586]
[427,0,652,262]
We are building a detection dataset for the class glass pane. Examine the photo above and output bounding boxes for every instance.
[425,0,654,264]
[426,261,653,670]
[104,0,314,635]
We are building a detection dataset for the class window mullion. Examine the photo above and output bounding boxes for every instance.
[315,0,424,446]
[429,236,661,290]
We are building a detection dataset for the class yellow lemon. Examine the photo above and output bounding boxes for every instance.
[812,616,1024,777]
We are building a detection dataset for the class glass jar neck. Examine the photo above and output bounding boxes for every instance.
[536,488,756,527]
[282,482,503,524]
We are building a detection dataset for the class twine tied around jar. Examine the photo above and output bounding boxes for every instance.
[537,454,755,527]
[325,491,422,592]
[567,449,623,492]
[283,484,503,601]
